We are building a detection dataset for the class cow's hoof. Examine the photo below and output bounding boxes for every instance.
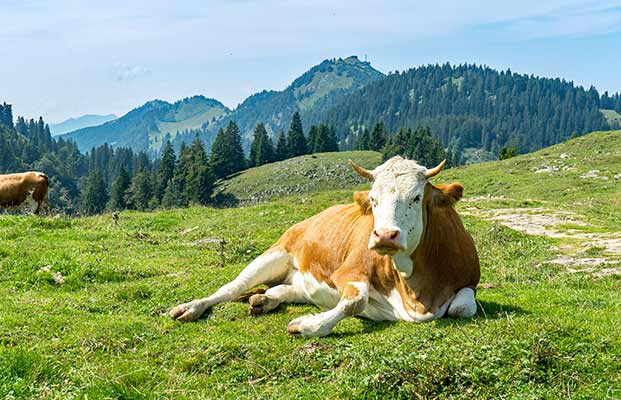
[249,294,278,316]
[287,314,332,337]
[169,301,206,322]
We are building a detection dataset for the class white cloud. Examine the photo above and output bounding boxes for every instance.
[1,0,620,121]
[115,64,151,81]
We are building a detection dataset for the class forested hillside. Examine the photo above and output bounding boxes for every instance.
[59,61,620,161]
[319,63,621,154]
[217,56,384,146]
[61,57,384,155]
[1,102,352,215]
[0,102,162,213]
[62,96,230,155]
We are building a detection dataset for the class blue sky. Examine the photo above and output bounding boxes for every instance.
[1,0,620,122]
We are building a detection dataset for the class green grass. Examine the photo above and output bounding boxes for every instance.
[1,132,620,398]
[601,109,621,125]
[441,130,621,230]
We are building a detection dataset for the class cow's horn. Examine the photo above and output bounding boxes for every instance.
[425,159,446,178]
[349,160,374,181]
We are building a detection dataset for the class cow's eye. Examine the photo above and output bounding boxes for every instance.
[410,195,421,205]
[369,196,377,207]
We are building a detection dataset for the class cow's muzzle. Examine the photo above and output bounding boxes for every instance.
[369,228,404,255]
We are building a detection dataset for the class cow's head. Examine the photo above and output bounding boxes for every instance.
[350,156,446,258]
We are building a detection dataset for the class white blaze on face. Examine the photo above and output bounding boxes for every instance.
[367,157,427,256]
[349,156,446,277]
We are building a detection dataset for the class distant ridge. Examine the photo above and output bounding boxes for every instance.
[61,96,231,154]
[50,114,117,136]
[61,56,384,155]
[60,58,621,159]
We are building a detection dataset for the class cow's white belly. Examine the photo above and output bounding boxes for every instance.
[290,271,340,310]
[363,287,449,322]
[288,269,450,322]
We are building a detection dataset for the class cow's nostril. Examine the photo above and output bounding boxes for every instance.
[389,231,399,239]
[372,229,380,238]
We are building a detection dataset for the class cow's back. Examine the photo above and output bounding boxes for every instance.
[0,172,48,207]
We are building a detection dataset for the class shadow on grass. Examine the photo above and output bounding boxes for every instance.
[182,298,527,337]
[334,300,528,337]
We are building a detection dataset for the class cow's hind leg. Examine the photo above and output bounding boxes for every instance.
[447,287,477,318]
[249,284,306,315]
[170,249,291,322]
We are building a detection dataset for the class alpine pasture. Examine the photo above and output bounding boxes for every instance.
[1,132,620,399]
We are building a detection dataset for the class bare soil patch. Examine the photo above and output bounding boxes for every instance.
[463,206,621,276]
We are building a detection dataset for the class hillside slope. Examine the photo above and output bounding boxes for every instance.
[49,114,117,136]
[0,132,618,398]
[214,150,382,204]
[62,96,230,155]
[441,130,621,229]
[173,56,384,151]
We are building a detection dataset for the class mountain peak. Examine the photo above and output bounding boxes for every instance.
[290,56,383,91]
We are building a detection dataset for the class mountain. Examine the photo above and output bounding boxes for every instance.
[320,63,621,156]
[62,96,230,155]
[63,56,384,155]
[217,56,385,145]
[60,59,621,160]
[49,114,117,136]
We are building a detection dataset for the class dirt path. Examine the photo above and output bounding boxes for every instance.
[462,205,621,277]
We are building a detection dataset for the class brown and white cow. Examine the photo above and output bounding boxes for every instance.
[0,172,50,215]
[170,156,480,337]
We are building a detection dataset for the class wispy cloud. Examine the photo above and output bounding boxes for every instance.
[483,4,621,39]
[115,64,151,81]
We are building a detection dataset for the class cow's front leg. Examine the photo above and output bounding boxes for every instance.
[170,250,291,322]
[287,282,368,337]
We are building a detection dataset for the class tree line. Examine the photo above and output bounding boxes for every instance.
[354,121,456,168]
[0,103,341,215]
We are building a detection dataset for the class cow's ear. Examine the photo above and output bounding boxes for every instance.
[354,191,372,214]
[431,183,464,206]
[443,182,464,202]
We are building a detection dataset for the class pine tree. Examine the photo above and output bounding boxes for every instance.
[82,169,108,215]
[109,167,131,210]
[313,124,339,153]
[185,137,215,205]
[275,131,288,161]
[256,133,274,166]
[307,125,319,153]
[155,140,176,202]
[210,121,246,179]
[286,112,307,157]
[161,175,185,208]
[128,169,151,211]
[355,128,370,150]
[163,143,191,208]
[369,122,388,151]
[248,123,274,166]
